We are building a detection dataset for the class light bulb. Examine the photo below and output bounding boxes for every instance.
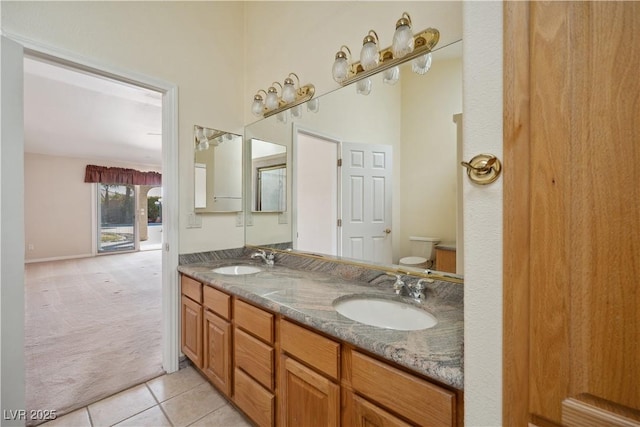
[282,79,296,103]
[360,31,379,71]
[383,66,400,85]
[199,139,209,151]
[392,13,414,58]
[291,104,302,118]
[307,98,320,113]
[356,78,372,96]
[195,126,204,141]
[276,111,287,124]
[412,52,433,75]
[265,87,279,111]
[332,48,350,83]
[251,94,264,116]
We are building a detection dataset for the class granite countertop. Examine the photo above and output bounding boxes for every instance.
[178,253,463,390]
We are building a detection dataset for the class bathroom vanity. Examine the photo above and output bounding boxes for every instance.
[178,249,463,426]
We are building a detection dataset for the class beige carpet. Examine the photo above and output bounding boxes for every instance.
[25,250,164,424]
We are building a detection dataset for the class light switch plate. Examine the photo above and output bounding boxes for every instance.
[187,212,202,228]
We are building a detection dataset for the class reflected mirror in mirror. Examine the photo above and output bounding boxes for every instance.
[251,139,287,212]
[194,125,243,213]
[244,40,462,276]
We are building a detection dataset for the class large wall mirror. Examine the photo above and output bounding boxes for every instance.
[244,40,463,277]
[194,125,243,213]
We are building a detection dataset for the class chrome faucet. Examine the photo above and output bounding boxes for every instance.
[251,249,275,266]
[386,274,431,300]
[387,273,408,295]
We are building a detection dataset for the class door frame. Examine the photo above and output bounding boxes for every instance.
[3,32,181,376]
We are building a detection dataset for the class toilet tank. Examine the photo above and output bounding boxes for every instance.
[409,236,441,261]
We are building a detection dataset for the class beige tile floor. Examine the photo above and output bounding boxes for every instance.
[41,366,253,427]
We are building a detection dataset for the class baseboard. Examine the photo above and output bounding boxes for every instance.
[25,253,94,264]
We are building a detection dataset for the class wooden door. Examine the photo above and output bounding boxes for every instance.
[504,2,640,426]
[279,355,339,427]
[203,310,231,396]
[180,295,202,369]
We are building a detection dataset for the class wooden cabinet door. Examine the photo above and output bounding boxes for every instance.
[203,310,231,396]
[504,2,640,426]
[279,355,339,427]
[181,295,202,368]
[345,392,412,427]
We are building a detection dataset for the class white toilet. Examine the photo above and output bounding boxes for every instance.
[399,236,441,269]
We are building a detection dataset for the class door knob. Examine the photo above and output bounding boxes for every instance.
[461,153,502,185]
[384,228,391,234]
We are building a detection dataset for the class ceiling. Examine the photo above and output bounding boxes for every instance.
[23,57,163,167]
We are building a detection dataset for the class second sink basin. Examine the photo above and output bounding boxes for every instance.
[333,295,437,331]
[212,265,262,275]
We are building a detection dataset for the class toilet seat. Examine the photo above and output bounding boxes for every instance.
[399,256,428,266]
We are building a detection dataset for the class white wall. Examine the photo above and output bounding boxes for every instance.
[24,153,161,262]
[2,1,246,255]
[244,1,463,123]
[399,56,462,259]
[463,2,503,425]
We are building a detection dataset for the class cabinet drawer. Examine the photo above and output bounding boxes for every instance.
[234,299,274,344]
[350,351,455,427]
[235,328,274,391]
[203,286,230,320]
[181,275,202,303]
[280,319,340,381]
[234,368,274,427]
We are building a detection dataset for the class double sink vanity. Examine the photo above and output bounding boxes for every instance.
[178,248,463,426]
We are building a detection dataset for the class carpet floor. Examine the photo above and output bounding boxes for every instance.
[24,250,164,424]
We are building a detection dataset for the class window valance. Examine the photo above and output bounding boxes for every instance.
[84,165,161,186]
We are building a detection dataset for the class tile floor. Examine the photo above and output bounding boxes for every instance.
[42,366,252,427]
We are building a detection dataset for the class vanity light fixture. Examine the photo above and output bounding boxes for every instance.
[331,12,439,89]
[251,73,315,118]
[194,125,225,151]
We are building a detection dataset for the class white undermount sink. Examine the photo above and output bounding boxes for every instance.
[211,265,262,275]
[333,295,437,331]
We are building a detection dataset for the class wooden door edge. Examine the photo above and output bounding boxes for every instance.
[503,1,532,425]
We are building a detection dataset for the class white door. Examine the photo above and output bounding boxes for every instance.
[1,35,27,416]
[294,130,339,255]
[341,143,392,263]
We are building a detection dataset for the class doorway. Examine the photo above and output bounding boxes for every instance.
[10,40,179,420]
[294,128,340,255]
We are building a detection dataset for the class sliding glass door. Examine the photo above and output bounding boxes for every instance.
[97,184,136,253]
